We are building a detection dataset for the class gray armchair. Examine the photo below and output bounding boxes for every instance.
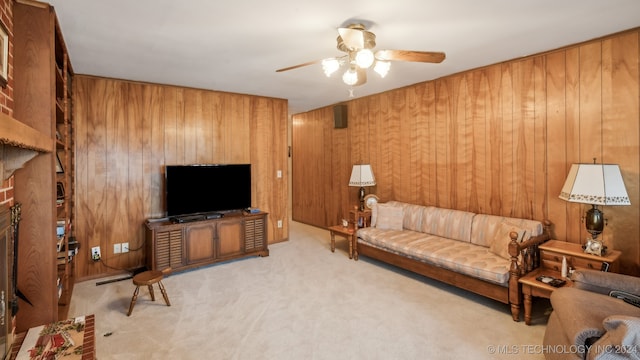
[543,270,640,360]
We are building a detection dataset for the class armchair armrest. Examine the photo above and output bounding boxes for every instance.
[589,315,640,360]
[550,288,640,352]
[572,269,640,296]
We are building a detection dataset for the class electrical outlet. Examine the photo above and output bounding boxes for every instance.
[91,246,101,261]
[277,220,283,228]
[113,243,121,254]
[276,170,282,178]
[122,242,129,253]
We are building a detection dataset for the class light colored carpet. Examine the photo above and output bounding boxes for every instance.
[69,221,550,359]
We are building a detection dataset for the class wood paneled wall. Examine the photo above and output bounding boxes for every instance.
[73,75,288,280]
[292,29,640,274]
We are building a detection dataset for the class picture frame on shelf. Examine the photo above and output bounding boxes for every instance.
[0,21,8,88]
[55,152,64,173]
[56,182,65,200]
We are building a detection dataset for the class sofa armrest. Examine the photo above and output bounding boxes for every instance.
[572,270,640,296]
[588,315,640,360]
[508,219,551,274]
[550,287,640,349]
[507,220,551,321]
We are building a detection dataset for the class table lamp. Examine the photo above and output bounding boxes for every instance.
[559,161,630,255]
[349,164,376,211]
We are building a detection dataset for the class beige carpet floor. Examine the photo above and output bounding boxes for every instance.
[69,221,550,359]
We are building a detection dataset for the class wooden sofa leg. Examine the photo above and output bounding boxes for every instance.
[510,303,520,322]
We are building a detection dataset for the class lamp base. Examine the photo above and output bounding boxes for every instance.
[583,205,607,256]
[585,205,604,239]
[358,187,365,211]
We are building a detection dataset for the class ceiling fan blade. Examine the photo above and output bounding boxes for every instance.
[375,50,446,63]
[338,27,365,50]
[276,59,322,72]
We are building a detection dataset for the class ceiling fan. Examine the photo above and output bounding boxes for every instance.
[276,23,446,87]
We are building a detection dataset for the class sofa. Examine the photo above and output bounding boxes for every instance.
[543,270,640,360]
[354,201,551,321]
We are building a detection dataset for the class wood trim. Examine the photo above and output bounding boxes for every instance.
[0,113,53,153]
[14,0,49,9]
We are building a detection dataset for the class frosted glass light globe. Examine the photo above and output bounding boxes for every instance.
[355,49,374,69]
[342,68,359,85]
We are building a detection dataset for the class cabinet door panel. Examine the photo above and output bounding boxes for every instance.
[245,217,266,251]
[218,221,243,257]
[185,224,215,263]
[154,230,184,270]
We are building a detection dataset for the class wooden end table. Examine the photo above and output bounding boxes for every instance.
[328,225,356,259]
[519,268,573,325]
[518,240,621,325]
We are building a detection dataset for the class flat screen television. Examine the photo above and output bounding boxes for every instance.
[165,164,251,217]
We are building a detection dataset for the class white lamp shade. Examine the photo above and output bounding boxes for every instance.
[559,164,630,205]
[349,164,376,187]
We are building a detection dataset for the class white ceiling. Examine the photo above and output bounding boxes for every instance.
[47,0,640,115]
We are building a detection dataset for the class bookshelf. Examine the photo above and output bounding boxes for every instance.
[14,0,76,328]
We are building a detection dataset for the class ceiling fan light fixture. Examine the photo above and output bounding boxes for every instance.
[276,23,445,89]
[355,49,375,69]
[374,60,391,78]
[322,58,340,77]
[342,68,359,86]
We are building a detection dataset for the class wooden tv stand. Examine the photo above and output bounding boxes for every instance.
[145,211,268,273]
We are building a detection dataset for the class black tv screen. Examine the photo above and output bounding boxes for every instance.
[165,164,251,216]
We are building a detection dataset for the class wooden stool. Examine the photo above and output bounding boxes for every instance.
[127,270,171,316]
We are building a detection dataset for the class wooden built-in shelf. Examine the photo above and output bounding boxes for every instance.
[0,113,53,181]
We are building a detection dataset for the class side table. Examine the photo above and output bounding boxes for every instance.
[518,240,621,325]
[328,225,356,259]
[519,268,573,325]
[539,240,621,273]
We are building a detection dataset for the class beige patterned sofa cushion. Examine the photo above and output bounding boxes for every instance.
[375,203,404,230]
[380,201,426,231]
[470,214,543,248]
[358,228,511,285]
[372,201,425,231]
[489,221,528,259]
[419,206,475,243]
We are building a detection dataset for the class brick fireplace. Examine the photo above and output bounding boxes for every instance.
[0,176,13,207]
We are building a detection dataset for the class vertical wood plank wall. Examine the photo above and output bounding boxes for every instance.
[73,75,288,280]
[292,29,640,274]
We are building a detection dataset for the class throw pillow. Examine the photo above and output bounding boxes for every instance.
[375,204,404,231]
[371,204,378,227]
[489,221,528,260]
